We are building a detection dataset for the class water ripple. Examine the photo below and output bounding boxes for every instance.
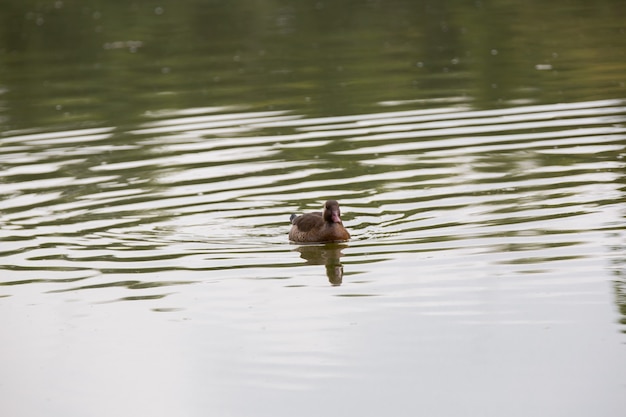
[1,99,625,303]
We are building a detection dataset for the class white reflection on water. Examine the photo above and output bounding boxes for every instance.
[1,99,625,417]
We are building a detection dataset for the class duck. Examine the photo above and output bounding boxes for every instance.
[289,200,351,243]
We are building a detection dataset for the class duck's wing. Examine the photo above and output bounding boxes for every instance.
[291,212,323,232]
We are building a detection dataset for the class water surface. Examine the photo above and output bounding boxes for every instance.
[1,1,626,417]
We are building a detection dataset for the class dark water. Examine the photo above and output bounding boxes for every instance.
[1,1,626,417]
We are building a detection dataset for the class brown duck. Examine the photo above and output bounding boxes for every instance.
[289,200,351,243]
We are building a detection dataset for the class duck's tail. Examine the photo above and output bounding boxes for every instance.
[289,213,297,224]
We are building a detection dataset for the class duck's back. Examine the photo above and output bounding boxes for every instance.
[291,212,323,231]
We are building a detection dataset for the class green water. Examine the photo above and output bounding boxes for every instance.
[2,0,625,128]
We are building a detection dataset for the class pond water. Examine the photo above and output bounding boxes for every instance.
[1,1,626,417]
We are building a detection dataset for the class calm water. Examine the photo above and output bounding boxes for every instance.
[1,1,626,417]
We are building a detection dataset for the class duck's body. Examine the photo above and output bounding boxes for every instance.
[289,200,350,243]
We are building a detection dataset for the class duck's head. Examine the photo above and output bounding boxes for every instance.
[323,200,342,224]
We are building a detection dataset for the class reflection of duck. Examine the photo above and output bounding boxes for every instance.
[294,243,347,285]
[289,200,350,243]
